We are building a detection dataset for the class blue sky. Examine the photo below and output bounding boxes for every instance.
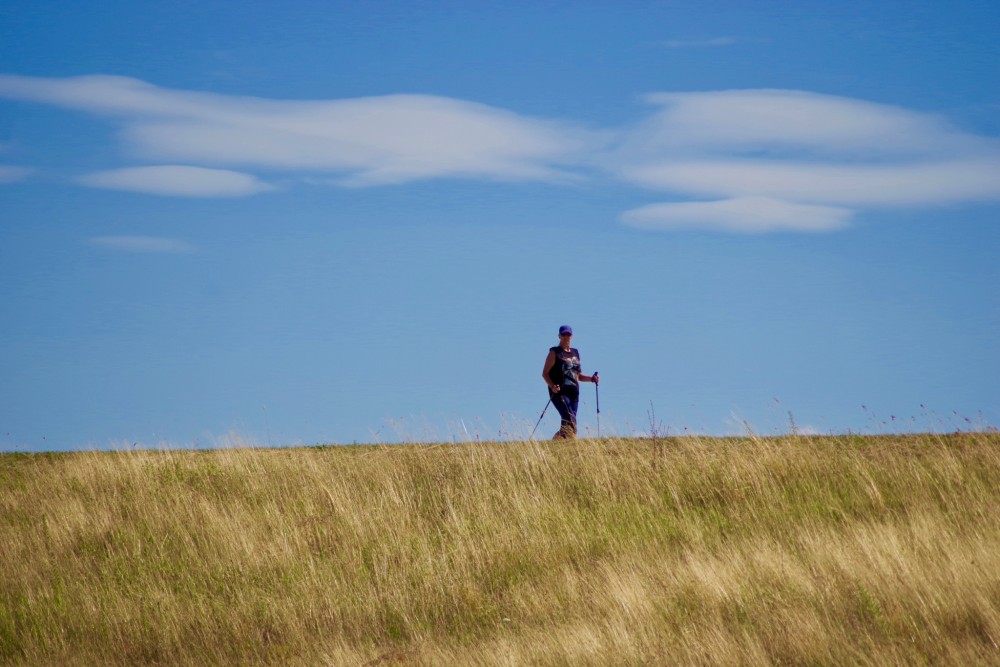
[2,1,998,450]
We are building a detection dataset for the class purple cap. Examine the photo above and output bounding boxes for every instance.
[559,325,573,336]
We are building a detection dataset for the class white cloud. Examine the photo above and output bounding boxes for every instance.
[621,158,1000,207]
[610,89,1000,232]
[2,75,1000,232]
[0,165,32,183]
[660,37,738,48]
[621,197,853,233]
[0,74,595,187]
[89,236,196,253]
[78,165,274,197]
[623,90,992,158]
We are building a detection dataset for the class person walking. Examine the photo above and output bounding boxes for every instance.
[542,325,599,440]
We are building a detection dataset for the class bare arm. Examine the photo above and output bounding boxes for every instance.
[542,350,559,392]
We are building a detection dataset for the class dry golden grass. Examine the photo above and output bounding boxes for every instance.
[2,433,999,665]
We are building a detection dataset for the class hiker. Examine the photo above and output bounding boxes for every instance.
[542,325,598,439]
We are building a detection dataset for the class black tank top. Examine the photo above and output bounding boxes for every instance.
[548,346,581,391]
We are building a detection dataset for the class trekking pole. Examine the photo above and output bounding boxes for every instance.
[530,400,551,440]
[593,372,600,438]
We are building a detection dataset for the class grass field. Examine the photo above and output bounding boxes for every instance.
[1,432,999,665]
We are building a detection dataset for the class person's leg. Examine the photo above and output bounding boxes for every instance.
[550,392,576,440]
[567,393,579,437]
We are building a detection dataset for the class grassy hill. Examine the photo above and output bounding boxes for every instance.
[2,433,999,665]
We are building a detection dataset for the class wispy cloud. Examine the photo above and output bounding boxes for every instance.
[660,37,738,49]
[78,165,274,197]
[0,165,32,183]
[614,89,1000,232]
[89,236,196,254]
[2,74,999,233]
[0,74,596,189]
[621,158,1000,207]
[621,197,852,233]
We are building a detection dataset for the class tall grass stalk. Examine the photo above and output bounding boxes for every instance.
[2,433,998,665]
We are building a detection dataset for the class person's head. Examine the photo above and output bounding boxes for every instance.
[558,325,573,344]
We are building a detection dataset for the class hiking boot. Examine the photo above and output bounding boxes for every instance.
[553,425,577,440]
